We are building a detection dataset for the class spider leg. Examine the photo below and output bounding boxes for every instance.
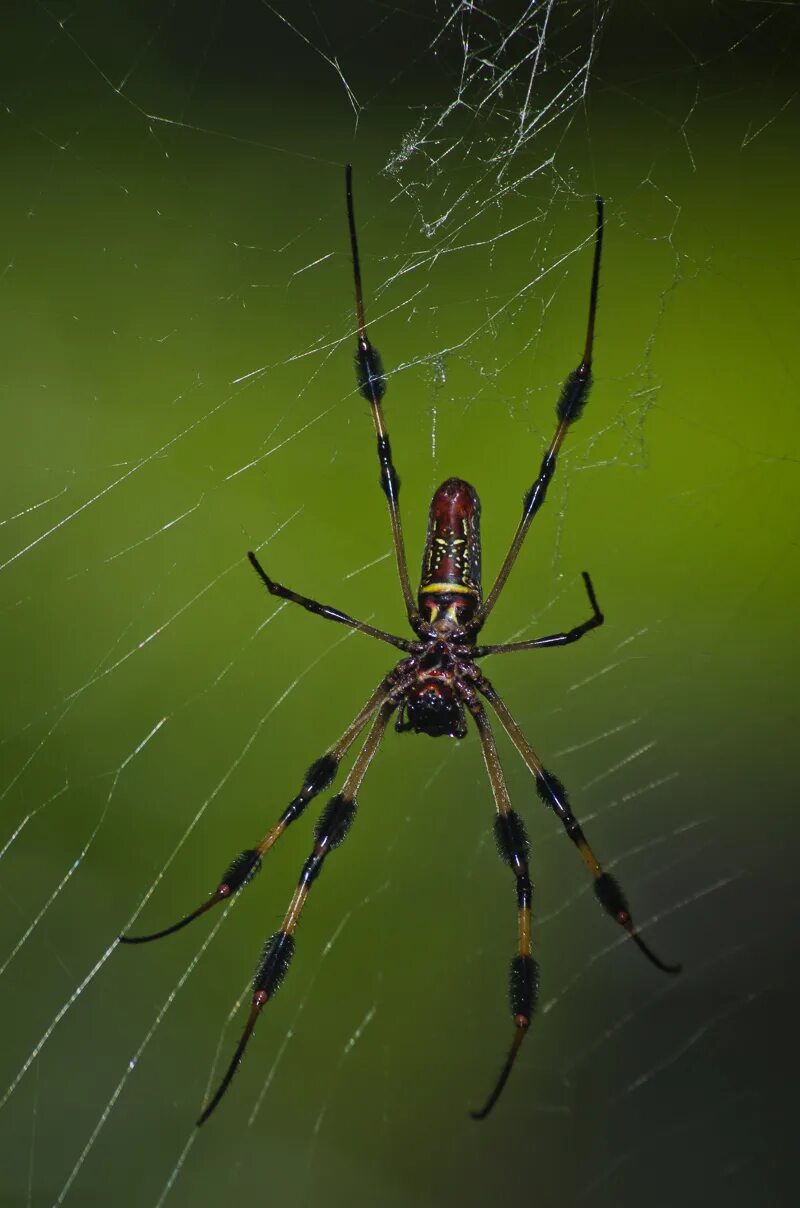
[474,572,603,656]
[248,551,412,652]
[476,672,681,975]
[119,677,398,945]
[346,166,419,628]
[463,691,538,1121]
[197,699,395,1125]
[475,198,604,629]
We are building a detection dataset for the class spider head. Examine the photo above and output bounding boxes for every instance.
[397,680,467,739]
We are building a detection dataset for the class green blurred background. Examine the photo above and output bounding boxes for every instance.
[1,2,797,1204]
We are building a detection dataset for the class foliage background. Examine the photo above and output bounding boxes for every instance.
[1,2,797,1205]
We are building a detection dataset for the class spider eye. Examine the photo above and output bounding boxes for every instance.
[403,683,466,739]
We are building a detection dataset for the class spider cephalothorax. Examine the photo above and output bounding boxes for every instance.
[393,627,473,739]
[121,166,680,1128]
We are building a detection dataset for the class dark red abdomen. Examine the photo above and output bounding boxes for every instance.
[418,478,482,626]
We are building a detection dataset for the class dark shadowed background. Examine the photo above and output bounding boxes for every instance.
[1,2,797,1205]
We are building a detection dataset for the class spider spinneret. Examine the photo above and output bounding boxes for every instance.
[120,165,680,1127]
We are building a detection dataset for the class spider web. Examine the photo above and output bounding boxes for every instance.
[1,2,798,1205]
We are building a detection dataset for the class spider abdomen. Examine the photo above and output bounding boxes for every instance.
[418,478,482,627]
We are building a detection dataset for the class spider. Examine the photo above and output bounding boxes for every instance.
[121,166,680,1126]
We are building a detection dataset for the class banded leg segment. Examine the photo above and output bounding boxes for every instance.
[474,572,604,657]
[120,680,392,945]
[248,551,411,653]
[345,165,418,625]
[466,695,539,1121]
[477,674,680,975]
[477,197,604,627]
[197,700,395,1125]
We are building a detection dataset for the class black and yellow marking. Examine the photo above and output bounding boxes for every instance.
[479,197,604,624]
[421,527,480,592]
[196,931,296,1126]
[479,676,681,975]
[418,483,483,626]
[120,682,390,947]
[197,794,354,1126]
[418,582,479,594]
[251,686,383,865]
[346,165,417,621]
[420,484,483,596]
[468,698,540,1120]
[195,702,395,1125]
[419,581,480,625]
